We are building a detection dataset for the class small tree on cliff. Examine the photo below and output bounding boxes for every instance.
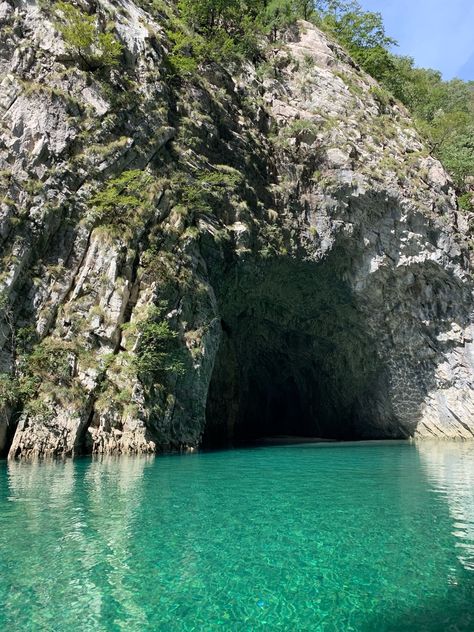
[55,2,122,71]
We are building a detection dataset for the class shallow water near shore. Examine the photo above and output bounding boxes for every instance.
[1,441,474,631]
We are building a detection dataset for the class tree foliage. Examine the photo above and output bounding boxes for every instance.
[168,0,474,206]
[314,1,474,201]
[55,2,122,70]
[315,0,396,80]
[381,59,474,191]
[85,0,471,209]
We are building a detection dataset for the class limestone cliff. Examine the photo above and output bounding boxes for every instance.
[1,0,473,459]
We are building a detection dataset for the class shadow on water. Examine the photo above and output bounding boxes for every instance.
[384,597,474,632]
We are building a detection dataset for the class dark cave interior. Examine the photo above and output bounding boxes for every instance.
[203,258,381,447]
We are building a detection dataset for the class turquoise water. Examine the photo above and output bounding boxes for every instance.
[1,442,474,631]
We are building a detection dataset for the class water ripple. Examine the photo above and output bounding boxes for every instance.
[0,443,473,630]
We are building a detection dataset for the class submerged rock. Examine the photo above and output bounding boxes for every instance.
[0,2,473,458]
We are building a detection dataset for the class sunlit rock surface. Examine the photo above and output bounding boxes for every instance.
[0,2,473,457]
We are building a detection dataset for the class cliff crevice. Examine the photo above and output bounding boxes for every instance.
[1,1,473,458]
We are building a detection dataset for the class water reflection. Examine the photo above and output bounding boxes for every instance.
[84,456,154,628]
[2,456,152,630]
[1,445,474,630]
[418,442,474,571]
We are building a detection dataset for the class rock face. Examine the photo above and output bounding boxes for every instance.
[0,0,473,458]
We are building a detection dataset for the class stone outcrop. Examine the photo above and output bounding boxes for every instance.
[0,0,473,458]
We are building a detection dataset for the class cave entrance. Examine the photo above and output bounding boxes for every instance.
[203,257,381,447]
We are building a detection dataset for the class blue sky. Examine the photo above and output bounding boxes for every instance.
[358,0,474,80]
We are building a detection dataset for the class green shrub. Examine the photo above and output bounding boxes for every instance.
[0,337,73,409]
[131,307,185,383]
[458,192,474,212]
[369,85,393,113]
[167,26,204,74]
[25,339,75,387]
[0,373,17,408]
[274,119,320,147]
[55,2,122,70]
[171,169,242,220]
[90,170,155,231]
[282,119,319,137]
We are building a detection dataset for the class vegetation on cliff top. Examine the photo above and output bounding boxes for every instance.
[163,0,473,206]
[52,0,473,205]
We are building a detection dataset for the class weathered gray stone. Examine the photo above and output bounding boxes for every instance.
[0,2,473,458]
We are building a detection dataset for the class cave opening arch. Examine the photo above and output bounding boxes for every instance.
[203,254,385,447]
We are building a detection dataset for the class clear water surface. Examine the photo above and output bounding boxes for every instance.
[1,441,474,631]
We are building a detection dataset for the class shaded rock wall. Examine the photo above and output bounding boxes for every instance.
[0,1,473,458]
